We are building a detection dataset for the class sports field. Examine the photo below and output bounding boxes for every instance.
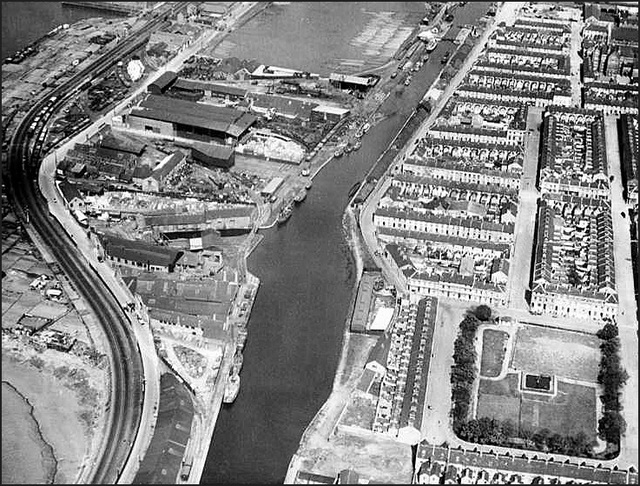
[475,324,600,441]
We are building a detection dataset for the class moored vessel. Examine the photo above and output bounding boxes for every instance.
[223,373,240,404]
[278,204,293,224]
[294,189,307,203]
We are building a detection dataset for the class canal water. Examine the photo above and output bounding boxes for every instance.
[204,2,491,483]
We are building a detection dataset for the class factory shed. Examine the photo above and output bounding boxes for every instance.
[128,94,257,143]
[329,73,377,92]
[190,141,235,169]
[100,134,146,156]
[311,105,351,123]
[148,71,178,95]
[260,177,284,197]
[350,272,377,333]
[172,79,247,100]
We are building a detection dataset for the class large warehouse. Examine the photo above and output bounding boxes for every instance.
[127,94,257,144]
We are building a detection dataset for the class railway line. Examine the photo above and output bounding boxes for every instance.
[5,4,186,482]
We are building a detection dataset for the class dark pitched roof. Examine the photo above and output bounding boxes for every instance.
[150,71,178,92]
[100,234,181,268]
[58,180,83,202]
[131,94,256,138]
[173,78,247,98]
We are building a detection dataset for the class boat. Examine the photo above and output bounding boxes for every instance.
[277,204,293,224]
[353,140,362,151]
[348,182,361,199]
[362,122,371,133]
[334,146,344,158]
[425,38,438,52]
[223,373,240,404]
[294,189,307,203]
[233,352,244,372]
[305,180,312,190]
[405,76,412,86]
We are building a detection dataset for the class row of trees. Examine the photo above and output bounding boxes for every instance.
[596,323,628,445]
[457,418,596,457]
[451,313,480,430]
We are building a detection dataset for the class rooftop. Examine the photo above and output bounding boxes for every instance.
[130,94,257,138]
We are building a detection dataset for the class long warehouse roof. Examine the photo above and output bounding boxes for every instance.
[130,94,257,137]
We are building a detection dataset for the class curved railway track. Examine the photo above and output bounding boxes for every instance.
[5,5,186,482]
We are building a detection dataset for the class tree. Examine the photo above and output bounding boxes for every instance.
[597,322,619,341]
[568,431,592,456]
[547,433,569,453]
[598,411,627,444]
[532,428,551,449]
[474,304,492,321]
[500,419,516,439]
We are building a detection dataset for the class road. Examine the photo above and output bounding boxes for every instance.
[603,115,638,469]
[354,0,638,473]
[505,107,543,310]
[358,2,526,292]
[4,6,186,483]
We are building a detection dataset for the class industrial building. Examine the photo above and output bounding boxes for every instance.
[190,141,236,169]
[329,73,378,93]
[147,71,178,95]
[127,94,257,144]
[99,233,183,273]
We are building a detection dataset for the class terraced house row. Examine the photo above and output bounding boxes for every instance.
[530,194,617,320]
[414,443,639,485]
[538,107,609,199]
[371,297,437,443]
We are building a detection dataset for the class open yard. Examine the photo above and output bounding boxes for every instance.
[475,320,601,446]
[510,325,600,382]
[477,375,598,441]
[479,328,509,378]
[339,391,378,430]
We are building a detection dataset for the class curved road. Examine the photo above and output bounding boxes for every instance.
[4,7,183,483]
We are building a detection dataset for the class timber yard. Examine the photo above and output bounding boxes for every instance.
[1,1,638,485]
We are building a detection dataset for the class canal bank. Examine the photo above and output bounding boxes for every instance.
[202,3,496,481]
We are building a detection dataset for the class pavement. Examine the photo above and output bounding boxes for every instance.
[569,18,584,107]
[602,115,638,469]
[505,107,542,310]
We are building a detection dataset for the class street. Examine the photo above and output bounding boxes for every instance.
[603,115,638,469]
[505,107,543,310]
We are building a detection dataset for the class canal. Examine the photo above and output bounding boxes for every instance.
[203,2,492,483]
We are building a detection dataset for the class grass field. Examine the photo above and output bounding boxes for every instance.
[476,374,598,441]
[510,325,600,382]
[480,329,509,378]
[520,381,597,438]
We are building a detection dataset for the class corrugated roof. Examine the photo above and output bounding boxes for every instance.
[149,71,178,92]
[173,78,247,97]
[101,234,181,268]
[131,94,256,137]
